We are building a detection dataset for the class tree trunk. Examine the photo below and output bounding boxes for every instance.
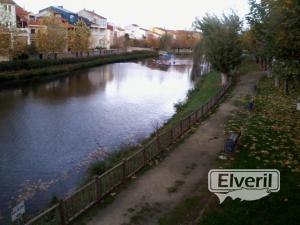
[267,69,272,78]
[221,73,228,86]
[284,79,289,95]
[274,77,279,87]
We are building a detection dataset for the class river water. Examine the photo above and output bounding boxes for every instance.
[0,57,195,223]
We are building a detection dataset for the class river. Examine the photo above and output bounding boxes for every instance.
[0,57,195,223]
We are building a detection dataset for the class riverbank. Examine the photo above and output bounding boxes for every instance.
[158,65,300,225]
[80,61,261,225]
[88,70,222,177]
[0,51,158,88]
[197,75,300,225]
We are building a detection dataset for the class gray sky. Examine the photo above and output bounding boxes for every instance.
[14,0,250,30]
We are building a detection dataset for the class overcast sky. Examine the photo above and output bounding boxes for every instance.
[14,0,250,30]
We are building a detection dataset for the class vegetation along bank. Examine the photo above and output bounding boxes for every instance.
[0,51,158,87]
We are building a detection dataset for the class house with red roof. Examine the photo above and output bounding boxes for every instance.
[16,4,29,28]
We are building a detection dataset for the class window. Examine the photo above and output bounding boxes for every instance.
[4,5,7,11]
[70,15,75,23]
[8,5,11,12]
[31,29,36,34]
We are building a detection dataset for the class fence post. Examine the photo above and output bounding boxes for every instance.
[59,200,66,225]
[156,133,161,153]
[95,176,101,203]
[122,159,127,183]
[201,105,204,118]
[180,119,183,136]
[188,115,191,129]
[143,147,147,166]
[170,127,174,143]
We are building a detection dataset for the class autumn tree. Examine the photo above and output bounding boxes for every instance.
[172,31,199,51]
[11,35,28,59]
[247,0,300,94]
[0,25,11,58]
[68,20,91,52]
[36,15,68,54]
[194,13,243,85]
[146,34,160,49]
[159,33,173,51]
[123,33,132,49]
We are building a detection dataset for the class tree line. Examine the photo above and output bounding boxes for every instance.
[112,32,200,51]
[0,15,91,60]
[192,0,299,94]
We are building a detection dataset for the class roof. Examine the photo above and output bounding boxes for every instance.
[39,6,76,15]
[52,6,75,14]
[153,27,165,30]
[0,0,15,4]
[16,5,29,17]
[84,9,106,19]
[140,28,150,32]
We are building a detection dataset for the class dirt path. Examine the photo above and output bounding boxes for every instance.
[86,71,263,225]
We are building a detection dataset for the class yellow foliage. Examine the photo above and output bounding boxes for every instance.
[36,16,68,53]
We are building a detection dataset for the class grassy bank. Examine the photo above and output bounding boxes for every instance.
[158,64,300,225]
[71,70,223,225]
[163,71,221,131]
[0,51,158,87]
[199,76,300,225]
[88,70,222,178]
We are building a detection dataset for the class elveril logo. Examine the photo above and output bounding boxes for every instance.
[208,169,280,204]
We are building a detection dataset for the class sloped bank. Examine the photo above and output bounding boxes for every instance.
[0,51,158,88]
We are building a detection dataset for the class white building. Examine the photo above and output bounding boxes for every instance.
[124,24,146,40]
[140,28,161,39]
[106,23,126,47]
[78,9,109,49]
[0,0,16,29]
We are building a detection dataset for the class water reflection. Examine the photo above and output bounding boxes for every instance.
[0,57,194,223]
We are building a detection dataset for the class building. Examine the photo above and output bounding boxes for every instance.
[78,9,109,49]
[106,23,126,48]
[36,6,79,25]
[124,24,146,40]
[15,5,31,45]
[151,27,166,36]
[151,27,177,39]
[140,28,161,39]
[0,0,16,29]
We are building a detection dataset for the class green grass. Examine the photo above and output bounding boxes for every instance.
[88,144,141,179]
[161,71,221,131]
[199,76,300,225]
[157,60,300,225]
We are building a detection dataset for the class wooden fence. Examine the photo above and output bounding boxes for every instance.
[24,78,232,225]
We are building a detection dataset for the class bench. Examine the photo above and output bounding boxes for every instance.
[224,131,241,153]
[247,101,255,111]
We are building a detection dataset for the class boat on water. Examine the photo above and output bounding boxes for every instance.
[152,59,176,66]
[160,53,174,60]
